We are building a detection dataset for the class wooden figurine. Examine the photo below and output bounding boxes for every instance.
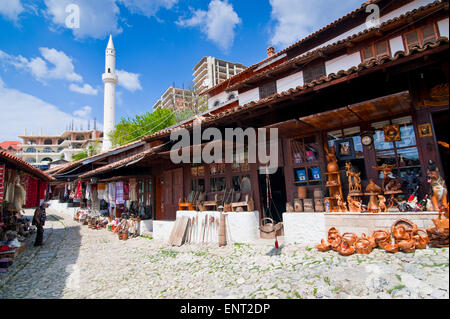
[366,179,382,212]
[345,162,362,194]
[347,195,362,212]
[427,160,448,211]
[378,195,388,213]
[373,164,402,192]
[325,145,339,173]
[336,194,348,212]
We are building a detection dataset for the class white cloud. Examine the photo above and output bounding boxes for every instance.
[44,0,122,40]
[0,77,100,141]
[269,0,363,48]
[118,0,178,17]
[43,0,180,40]
[0,47,83,83]
[0,0,24,22]
[73,105,92,118]
[69,83,98,95]
[116,69,142,92]
[177,0,241,51]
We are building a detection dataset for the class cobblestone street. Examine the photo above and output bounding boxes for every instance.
[1,210,448,299]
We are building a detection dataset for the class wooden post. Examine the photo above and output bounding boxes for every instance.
[219,213,226,247]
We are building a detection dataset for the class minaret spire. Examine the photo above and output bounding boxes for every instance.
[102,34,118,152]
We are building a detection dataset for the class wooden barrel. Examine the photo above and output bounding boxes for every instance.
[297,186,307,199]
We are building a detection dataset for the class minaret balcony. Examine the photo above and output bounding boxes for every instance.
[102,73,118,84]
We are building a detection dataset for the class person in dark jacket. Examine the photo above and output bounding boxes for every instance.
[33,202,47,247]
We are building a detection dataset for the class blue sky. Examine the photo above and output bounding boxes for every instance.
[0,0,362,141]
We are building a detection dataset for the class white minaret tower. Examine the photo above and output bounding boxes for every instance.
[102,34,118,152]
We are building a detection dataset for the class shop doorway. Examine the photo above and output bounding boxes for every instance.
[155,174,164,220]
[258,168,287,223]
[432,109,449,183]
[161,168,184,220]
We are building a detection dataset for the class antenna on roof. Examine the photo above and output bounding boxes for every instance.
[94,118,97,130]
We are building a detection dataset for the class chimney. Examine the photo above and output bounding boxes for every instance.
[267,46,275,58]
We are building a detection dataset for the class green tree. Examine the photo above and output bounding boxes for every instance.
[72,141,101,162]
[109,108,177,146]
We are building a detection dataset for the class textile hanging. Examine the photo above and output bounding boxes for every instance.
[38,181,47,204]
[0,164,5,203]
[116,182,124,205]
[90,184,98,202]
[24,176,38,208]
[98,183,106,191]
[123,182,130,201]
[108,183,116,203]
[86,183,91,200]
[129,179,137,202]
[75,181,83,199]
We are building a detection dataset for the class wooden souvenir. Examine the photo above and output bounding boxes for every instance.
[317,239,332,252]
[384,124,401,142]
[293,198,303,212]
[355,238,372,254]
[378,195,387,212]
[347,195,362,213]
[336,194,348,212]
[345,162,362,194]
[427,161,448,211]
[231,194,254,212]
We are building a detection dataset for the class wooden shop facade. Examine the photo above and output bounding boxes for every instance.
[49,0,449,231]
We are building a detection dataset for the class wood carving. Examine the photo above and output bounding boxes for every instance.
[347,195,362,212]
[345,162,362,193]
[373,164,402,192]
[336,194,348,212]
[378,195,387,212]
[325,145,339,173]
[427,160,448,211]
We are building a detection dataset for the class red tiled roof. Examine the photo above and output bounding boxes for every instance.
[228,0,447,91]
[0,141,20,151]
[0,150,54,181]
[200,0,383,96]
[143,37,448,143]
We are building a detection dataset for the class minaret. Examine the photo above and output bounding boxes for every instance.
[102,34,118,152]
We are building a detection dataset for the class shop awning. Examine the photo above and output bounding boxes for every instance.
[265,91,412,137]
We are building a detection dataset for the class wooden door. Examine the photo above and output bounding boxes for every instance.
[155,174,164,220]
[161,168,184,220]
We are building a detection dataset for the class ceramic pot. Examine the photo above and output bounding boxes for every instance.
[355,238,372,254]
[317,239,332,252]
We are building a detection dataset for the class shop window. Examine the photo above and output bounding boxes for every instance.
[291,136,322,186]
[192,178,205,192]
[371,116,421,178]
[361,41,390,62]
[404,23,439,51]
[259,81,277,99]
[231,151,250,173]
[327,127,367,183]
[232,175,252,192]
[210,177,226,192]
[138,179,152,206]
[303,62,326,84]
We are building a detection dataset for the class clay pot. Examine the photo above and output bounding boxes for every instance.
[361,233,377,248]
[342,233,358,246]
[317,239,332,252]
[391,219,418,236]
[392,225,411,243]
[355,238,373,254]
[331,236,342,251]
[327,227,340,243]
[372,229,391,248]
[384,243,399,253]
[398,240,416,253]
[327,161,339,173]
[337,240,355,256]
[412,229,429,250]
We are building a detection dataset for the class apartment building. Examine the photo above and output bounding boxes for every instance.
[17,130,103,169]
[193,57,246,95]
[152,87,197,111]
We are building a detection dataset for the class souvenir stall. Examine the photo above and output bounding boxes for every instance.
[0,151,53,273]
[281,91,449,245]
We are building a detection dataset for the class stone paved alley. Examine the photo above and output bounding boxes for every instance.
[0,210,448,299]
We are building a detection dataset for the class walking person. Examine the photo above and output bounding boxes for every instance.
[33,202,47,247]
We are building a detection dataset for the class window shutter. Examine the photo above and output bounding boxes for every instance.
[303,62,326,84]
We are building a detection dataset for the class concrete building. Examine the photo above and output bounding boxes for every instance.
[102,35,118,152]
[193,56,246,94]
[152,87,196,111]
[16,130,103,169]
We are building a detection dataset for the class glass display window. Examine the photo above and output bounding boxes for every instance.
[291,135,322,187]
[232,175,252,192]
[137,179,152,206]
[210,177,226,192]
[372,116,422,177]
